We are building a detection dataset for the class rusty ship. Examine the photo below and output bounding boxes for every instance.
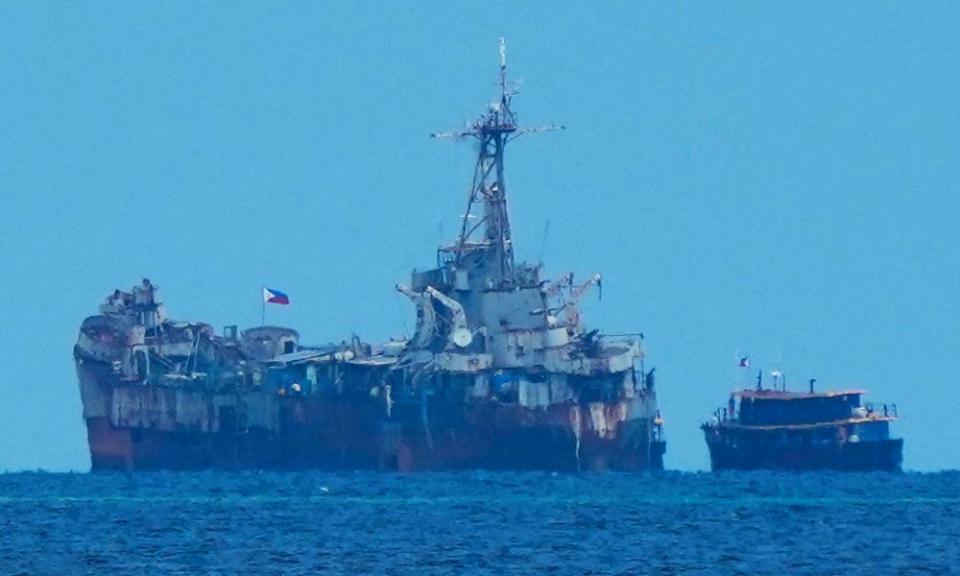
[702,373,902,471]
[74,40,666,472]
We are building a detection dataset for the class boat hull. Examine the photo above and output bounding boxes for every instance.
[704,429,902,471]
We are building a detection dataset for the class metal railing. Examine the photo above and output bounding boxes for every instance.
[862,402,898,418]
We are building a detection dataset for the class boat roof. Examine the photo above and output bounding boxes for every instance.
[733,389,867,401]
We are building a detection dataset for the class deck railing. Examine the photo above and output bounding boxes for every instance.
[861,402,898,418]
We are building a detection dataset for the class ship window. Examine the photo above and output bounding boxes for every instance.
[284,341,295,354]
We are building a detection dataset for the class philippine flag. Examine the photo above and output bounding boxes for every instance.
[262,288,290,305]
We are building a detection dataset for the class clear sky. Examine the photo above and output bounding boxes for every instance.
[1,3,957,472]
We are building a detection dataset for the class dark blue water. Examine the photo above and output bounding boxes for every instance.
[1,471,957,575]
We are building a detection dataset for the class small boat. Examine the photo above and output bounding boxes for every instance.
[702,375,902,471]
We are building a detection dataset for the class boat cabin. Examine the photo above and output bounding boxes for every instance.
[735,389,866,426]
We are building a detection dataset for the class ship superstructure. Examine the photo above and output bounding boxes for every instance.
[74,40,665,471]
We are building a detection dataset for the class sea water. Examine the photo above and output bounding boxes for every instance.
[1,470,956,575]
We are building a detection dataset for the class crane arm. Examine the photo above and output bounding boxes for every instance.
[395,284,437,349]
[543,271,574,299]
[424,286,473,348]
[395,283,423,301]
[570,273,602,301]
[562,273,602,335]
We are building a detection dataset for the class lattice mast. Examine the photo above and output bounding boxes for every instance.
[432,38,562,287]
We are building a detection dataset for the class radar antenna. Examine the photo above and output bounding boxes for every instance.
[432,38,564,286]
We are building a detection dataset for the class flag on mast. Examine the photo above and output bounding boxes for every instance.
[263,288,290,305]
[738,356,750,368]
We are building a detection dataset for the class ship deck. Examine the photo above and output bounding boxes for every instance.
[714,415,897,431]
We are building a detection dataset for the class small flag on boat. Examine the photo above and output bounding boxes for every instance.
[738,356,750,368]
[263,288,290,305]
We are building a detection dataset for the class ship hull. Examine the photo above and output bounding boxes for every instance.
[84,410,665,472]
[704,431,902,472]
[80,366,665,472]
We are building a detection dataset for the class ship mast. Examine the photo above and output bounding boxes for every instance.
[432,38,562,286]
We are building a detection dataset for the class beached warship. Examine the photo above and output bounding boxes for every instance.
[74,41,665,472]
[702,375,902,471]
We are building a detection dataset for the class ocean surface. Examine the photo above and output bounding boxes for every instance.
[0,470,957,575]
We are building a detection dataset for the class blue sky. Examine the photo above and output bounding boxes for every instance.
[0,3,957,471]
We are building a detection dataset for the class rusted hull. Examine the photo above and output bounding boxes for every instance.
[704,430,902,471]
[85,396,665,472]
